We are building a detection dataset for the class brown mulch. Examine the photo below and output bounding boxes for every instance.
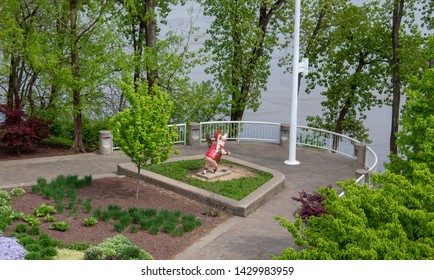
[1,142,230,260]
[0,142,80,161]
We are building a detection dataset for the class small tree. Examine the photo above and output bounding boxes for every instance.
[109,78,177,199]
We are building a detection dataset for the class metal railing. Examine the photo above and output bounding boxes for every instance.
[295,125,377,193]
[168,124,187,145]
[199,121,377,193]
[200,121,281,143]
[112,124,187,151]
[111,121,378,193]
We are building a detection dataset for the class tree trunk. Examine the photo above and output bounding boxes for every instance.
[69,0,86,153]
[7,53,21,110]
[133,21,145,92]
[145,0,158,89]
[26,73,38,115]
[390,0,404,155]
[136,166,141,200]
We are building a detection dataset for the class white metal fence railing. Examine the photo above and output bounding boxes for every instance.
[112,124,187,151]
[111,121,378,193]
[168,124,187,145]
[200,121,281,144]
[295,125,378,196]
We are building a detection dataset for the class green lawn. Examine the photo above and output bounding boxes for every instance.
[144,159,273,201]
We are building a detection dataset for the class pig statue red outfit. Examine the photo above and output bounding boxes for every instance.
[203,131,230,174]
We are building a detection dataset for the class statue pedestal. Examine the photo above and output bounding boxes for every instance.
[196,169,232,180]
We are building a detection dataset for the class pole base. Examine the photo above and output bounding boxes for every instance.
[284,160,300,165]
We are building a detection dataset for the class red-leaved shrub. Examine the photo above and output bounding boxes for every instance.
[0,105,51,153]
[292,190,326,222]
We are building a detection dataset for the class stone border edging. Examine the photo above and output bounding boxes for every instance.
[117,155,285,217]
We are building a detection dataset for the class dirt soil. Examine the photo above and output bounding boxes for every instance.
[1,142,230,260]
[0,142,78,161]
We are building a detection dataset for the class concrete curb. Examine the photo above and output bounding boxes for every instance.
[117,155,285,217]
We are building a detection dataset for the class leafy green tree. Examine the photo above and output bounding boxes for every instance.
[274,164,434,260]
[278,0,427,147]
[302,1,389,143]
[113,1,227,123]
[387,68,434,180]
[0,0,43,110]
[109,77,177,199]
[200,0,290,121]
[116,0,186,90]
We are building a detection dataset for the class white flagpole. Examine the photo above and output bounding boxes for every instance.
[285,0,301,165]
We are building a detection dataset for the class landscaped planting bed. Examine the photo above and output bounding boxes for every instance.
[0,175,229,260]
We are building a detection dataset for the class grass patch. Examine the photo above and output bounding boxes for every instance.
[144,159,273,201]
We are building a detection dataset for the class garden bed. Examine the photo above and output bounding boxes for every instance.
[2,176,230,260]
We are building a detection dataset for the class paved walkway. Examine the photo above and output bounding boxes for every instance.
[0,142,356,260]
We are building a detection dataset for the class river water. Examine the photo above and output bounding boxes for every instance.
[165,1,395,169]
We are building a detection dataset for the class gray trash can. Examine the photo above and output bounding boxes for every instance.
[99,130,113,155]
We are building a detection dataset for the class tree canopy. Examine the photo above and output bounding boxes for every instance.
[274,67,434,260]
[387,68,434,181]
[109,77,177,198]
[274,164,434,260]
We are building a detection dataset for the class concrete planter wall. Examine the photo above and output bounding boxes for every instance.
[117,155,285,217]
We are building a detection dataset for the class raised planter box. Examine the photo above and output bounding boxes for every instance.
[117,155,285,217]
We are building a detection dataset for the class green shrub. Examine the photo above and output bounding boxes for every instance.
[49,221,69,231]
[22,214,41,227]
[30,225,40,236]
[163,221,177,234]
[25,252,41,260]
[129,225,139,233]
[14,223,28,233]
[83,235,153,260]
[0,190,11,201]
[83,247,103,260]
[0,198,8,208]
[142,208,157,218]
[139,219,152,230]
[54,200,65,213]
[118,245,153,260]
[182,214,202,232]
[68,242,90,251]
[82,198,92,213]
[25,243,42,252]
[92,206,103,219]
[113,222,126,233]
[83,217,97,227]
[16,234,37,247]
[9,188,26,196]
[35,204,57,217]
[149,225,159,235]
[40,247,57,260]
[39,233,63,248]
[13,233,63,260]
[45,215,56,222]
[102,210,112,222]
[172,228,185,237]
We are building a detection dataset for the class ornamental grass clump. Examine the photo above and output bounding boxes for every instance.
[31,175,92,215]
[95,204,202,236]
